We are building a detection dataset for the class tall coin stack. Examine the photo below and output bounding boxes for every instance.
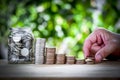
[45,48,56,64]
[56,54,65,64]
[35,38,46,64]
[66,55,75,64]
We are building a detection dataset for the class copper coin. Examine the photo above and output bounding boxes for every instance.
[76,59,86,64]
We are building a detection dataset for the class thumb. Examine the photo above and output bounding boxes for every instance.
[95,44,115,63]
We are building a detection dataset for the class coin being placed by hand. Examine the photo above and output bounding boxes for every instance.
[12,36,21,42]
[85,57,95,64]
[21,48,29,56]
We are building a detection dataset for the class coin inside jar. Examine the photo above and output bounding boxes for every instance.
[21,48,29,56]
[12,36,21,42]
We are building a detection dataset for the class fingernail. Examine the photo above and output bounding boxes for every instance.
[95,54,102,62]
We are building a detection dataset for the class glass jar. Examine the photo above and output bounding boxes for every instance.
[8,28,34,64]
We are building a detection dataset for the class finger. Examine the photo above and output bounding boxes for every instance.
[83,33,97,58]
[90,43,102,54]
[95,44,115,63]
[97,34,103,45]
[83,39,92,58]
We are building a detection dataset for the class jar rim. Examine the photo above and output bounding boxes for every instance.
[10,27,32,32]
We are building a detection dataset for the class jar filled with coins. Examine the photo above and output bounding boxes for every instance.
[8,28,34,64]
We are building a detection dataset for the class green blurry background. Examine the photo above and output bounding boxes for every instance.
[0,0,120,59]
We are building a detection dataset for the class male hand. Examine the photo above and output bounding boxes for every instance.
[83,28,120,63]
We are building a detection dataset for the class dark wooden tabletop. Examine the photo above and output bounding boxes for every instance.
[0,60,120,80]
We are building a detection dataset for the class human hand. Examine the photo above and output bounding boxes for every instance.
[83,28,120,63]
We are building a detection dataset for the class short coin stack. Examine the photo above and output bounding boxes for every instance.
[66,55,75,64]
[45,48,56,64]
[35,38,46,64]
[85,56,95,64]
[76,59,86,64]
[56,54,65,64]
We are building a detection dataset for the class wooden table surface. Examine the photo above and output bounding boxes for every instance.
[0,60,120,80]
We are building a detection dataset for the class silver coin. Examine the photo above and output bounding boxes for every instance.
[21,48,29,56]
[12,36,21,42]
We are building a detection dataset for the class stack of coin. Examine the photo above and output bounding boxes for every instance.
[56,54,65,64]
[66,55,75,64]
[85,56,95,64]
[35,38,46,64]
[76,59,86,64]
[45,48,56,64]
